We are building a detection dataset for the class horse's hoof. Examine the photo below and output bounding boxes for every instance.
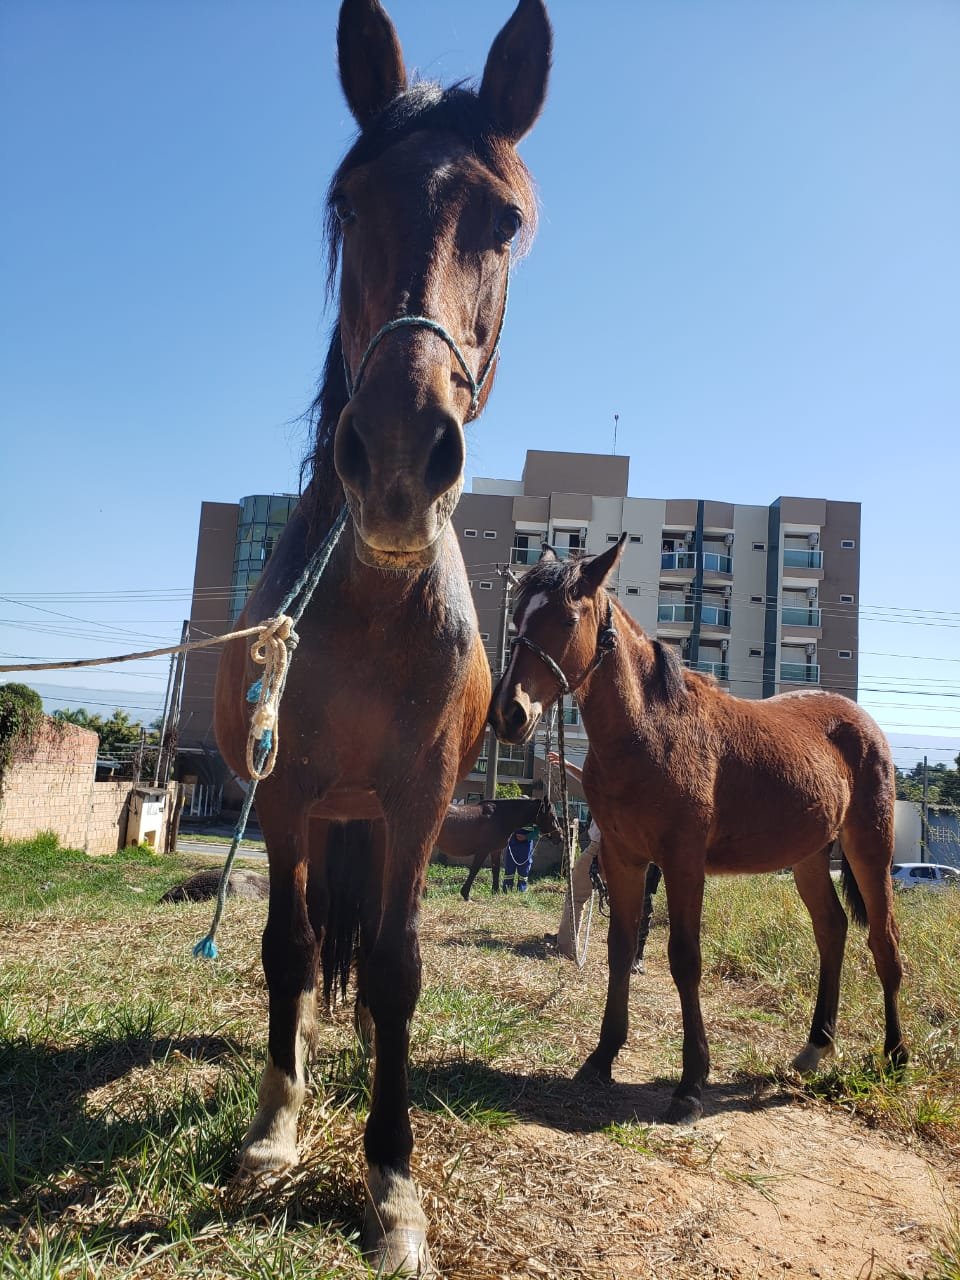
[885,1042,909,1073]
[664,1094,702,1126]
[237,1137,298,1179]
[574,1057,612,1086]
[791,1040,831,1076]
[363,1224,436,1277]
[459,889,470,903]
[364,1167,434,1277]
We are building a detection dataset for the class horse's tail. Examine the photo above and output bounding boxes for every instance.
[321,819,373,1006]
[839,847,868,928]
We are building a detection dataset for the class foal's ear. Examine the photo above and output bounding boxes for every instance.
[480,0,552,142]
[337,0,407,127]
[578,533,627,597]
[538,542,557,563]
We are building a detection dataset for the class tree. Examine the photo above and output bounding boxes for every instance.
[53,707,160,779]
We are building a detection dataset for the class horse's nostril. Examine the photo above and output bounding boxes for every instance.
[506,701,528,735]
[335,414,371,497]
[424,414,464,501]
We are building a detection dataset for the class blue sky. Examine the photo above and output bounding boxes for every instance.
[2,0,958,768]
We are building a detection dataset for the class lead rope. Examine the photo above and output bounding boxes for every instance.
[192,504,349,960]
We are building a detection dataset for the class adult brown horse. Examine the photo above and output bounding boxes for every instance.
[489,538,906,1125]
[435,795,562,899]
[214,2,550,1273]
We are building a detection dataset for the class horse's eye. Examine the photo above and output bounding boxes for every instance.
[332,193,355,226]
[565,613,580,628]
[495,206,523,245]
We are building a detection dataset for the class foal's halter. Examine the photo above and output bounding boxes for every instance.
[342,263,510,420]
[513,595,617,700]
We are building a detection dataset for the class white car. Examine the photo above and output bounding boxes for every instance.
[890,862,960,889]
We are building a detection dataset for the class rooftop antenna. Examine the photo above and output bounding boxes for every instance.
[613,412,619,455]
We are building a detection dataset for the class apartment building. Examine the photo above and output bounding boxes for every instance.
[177,454,860,805]
[451,450,860,803]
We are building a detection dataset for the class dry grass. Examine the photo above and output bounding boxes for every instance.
[1,839,958,1278]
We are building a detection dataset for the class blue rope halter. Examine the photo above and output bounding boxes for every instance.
[343,264,510,417]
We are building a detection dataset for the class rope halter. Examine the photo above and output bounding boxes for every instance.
[342,263,510,419]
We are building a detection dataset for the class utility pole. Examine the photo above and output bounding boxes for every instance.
[160,620,189,788]
[921,755,929,863]
[484,567,512,800]
[153,627,182,786]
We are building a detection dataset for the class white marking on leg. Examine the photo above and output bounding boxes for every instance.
[240,992,315,1175]
[791,1038,834,1076]
[363,1165,433,1277]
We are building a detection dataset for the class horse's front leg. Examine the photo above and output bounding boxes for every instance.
[460,843,487,901]
[361,783,450,1277]
[576,848,648,1082]
[240,791,318,1174]
[662,849,709,1125]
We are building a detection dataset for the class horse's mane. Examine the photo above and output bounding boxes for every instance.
[515,557,689,708]
[302,82,538,533]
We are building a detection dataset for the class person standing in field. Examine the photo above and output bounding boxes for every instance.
[501,825,539,892]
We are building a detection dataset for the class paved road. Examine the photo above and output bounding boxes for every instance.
[176,838,266,861]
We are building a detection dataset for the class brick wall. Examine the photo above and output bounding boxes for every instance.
[0,720,175,855]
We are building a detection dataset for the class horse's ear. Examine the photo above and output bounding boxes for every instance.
[479,0,552,143]
[337,0,407,127]
[578,533,627,597]
[539,542,557,562]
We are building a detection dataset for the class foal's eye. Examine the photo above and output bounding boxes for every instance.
[495,206,523,245]
[332,193,356,226]
[565,613,580,629]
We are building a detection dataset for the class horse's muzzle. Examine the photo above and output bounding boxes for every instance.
[489,688,543,746]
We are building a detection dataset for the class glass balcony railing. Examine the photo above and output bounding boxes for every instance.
[658,602,694,623]
[688,659,729,680]
[781,606,822,628]
[783,548,823,570]
[700,604,732,627]
[660,551,697,571]
[510,545,542,566]
[701,551,733,574]
[780,662,820,684]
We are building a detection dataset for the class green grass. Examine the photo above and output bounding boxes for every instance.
[699,874,960,1150]
[0,836,956,1277]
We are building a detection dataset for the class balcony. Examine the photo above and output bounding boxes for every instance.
[660,551,697,572]
[700,603,731,628]
[688,659,729,681]
[780,662,820,684]
[658,602,694,624]
[783,548,823,570]
[511,545,542,566]
[781,606,822,628]
[701,551,733,575]
[561,706,580,726]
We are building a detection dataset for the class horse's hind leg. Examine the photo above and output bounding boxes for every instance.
[491,848,501,894]
[791,846,848,1074]
[460,845,488,901]
[839,810,907,1066]
[239,796,319,1176]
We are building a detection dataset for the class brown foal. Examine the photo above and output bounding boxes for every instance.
[490,537,906,1125]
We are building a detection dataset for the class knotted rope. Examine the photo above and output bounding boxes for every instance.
[192,503,349,959]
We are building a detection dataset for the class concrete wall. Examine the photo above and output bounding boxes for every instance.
[0,721,176,855]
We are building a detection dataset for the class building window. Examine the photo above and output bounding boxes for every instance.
[606,534,619,544]
[749,647,762,658]
[464,529,478,538]
[629,534,643,544]
[626,586,639,596]
[483,530,497,539]
[551,527,587,559]
[750,594,763,604]
[479,632,490,641]
[478,581,493,590]
[512,530,547,566]
[753,542,765,551]
[841,539,856,549]
[839,650,853,660]
[839,593,854,603]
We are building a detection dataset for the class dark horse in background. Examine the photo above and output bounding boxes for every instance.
[435,795,562,899]
[490,538,906,1125]
[215,2,550,1274]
